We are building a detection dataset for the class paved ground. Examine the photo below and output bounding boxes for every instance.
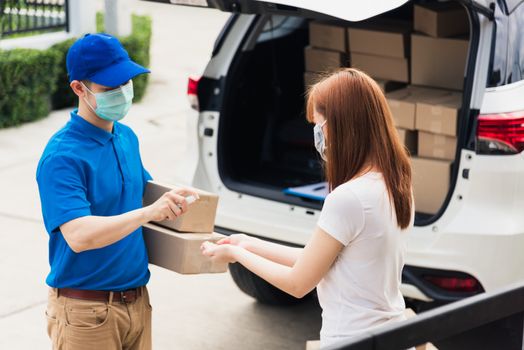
[0,2,321,349]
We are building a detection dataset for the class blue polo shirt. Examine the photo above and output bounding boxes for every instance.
[36,110,152,291]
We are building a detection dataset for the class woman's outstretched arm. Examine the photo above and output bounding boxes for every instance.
[202,227,343,298]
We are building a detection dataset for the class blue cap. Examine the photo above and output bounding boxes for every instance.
[66,33,150,87]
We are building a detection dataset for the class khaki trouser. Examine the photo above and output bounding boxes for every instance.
[45,286,152,350]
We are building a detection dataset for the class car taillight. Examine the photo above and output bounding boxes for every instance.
[424,275,481,293]
[187,76,200,111]
[477,111,524,155]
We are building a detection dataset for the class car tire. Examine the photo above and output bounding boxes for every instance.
[229,262,309,305]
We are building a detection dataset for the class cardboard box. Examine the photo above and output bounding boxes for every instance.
[304,46,347,73]
[415,93,462,137]
[418,131,457,160]
[386,87,452,130]
[143,224,228,274]
[309,21,347,52]
[348,21,411,58]
[387,88,420,130]
[412,157,452,214]
[143,181,218,233]
[304,71,322,88]
[376,80,406,93]
[396,128,418,155]
[411,34,468,90]
[414,3,469,38]
[351,53,409,83]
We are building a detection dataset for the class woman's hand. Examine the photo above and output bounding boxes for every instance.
[216,234,256,249]
[201,241,238,264]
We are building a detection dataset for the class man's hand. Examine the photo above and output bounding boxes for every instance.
[145,188,200,222]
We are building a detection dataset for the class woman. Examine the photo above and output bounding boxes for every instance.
[201,68,414,348]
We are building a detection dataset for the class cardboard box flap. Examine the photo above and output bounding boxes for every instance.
[387,86,452,102]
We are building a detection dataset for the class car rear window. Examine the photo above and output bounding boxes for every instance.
[488,0,524,87]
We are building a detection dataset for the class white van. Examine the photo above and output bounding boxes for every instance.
[147,0,524,310]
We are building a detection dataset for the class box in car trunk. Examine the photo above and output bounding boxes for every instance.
[411,34,468,90]
[418,131,457,160]
[304,46,348,73]
[386,86,453,130]
[347,21,411,58]
[309,21,348,52]
[351,53,409,83]
[415,92,462,136]
[414,3,469,38]
[411,157,452,214]
[348,20,411,83]
[412,157,452,214]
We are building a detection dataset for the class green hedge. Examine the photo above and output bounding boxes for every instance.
[0,13,152,128]
[50,37,78,110]
[52,13,152,109]
[0,49,61,128]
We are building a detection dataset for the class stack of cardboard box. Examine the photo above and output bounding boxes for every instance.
[388,87,461,214]
[389,3,468,214]
[304,4,468,215]
[412,2,469,90]
[348,20,411,87]
[304,21,349,88]
[389,86,440,157]
[142,181,228,274]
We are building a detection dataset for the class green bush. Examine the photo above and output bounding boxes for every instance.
[0,49,61,128]
[50,38,77,110]
[51,13,152,109]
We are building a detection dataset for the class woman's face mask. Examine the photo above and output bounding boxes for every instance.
[313,120,327,161]
[82,80,134,122]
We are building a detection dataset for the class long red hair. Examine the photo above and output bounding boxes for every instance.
[307,68,413,229]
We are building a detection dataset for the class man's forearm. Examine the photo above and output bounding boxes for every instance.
[61,207,151,253]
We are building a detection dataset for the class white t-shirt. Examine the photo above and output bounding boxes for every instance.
[316,172,412,349]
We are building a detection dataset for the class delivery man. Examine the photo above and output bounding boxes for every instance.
[36,33,197,350]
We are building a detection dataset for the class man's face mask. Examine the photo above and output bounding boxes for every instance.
[313,120,327,161]
[82,80,134,122]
